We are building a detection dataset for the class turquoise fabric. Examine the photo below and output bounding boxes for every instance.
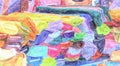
[36,6,111,26]
[27,46,48,58]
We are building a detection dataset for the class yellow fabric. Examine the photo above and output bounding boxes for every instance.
[8,12,84,32]
[64,57,79,62]
[0,53,27,66]
[0,20,21,35]
[110,50,120,62]
[40,57,56,66]
[111,27,120,43]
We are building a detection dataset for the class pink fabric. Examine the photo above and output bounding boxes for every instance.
[103,39,117,55]
[105,33,115,39]
[40,0,61,6]
[48,45,61,58]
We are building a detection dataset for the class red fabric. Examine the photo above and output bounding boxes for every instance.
[105,21,120,27]
[91,51,102,60]
[60,41,72,49]
[62,23,73,31]
[33,0,41,11]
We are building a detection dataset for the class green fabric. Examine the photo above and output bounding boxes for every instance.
[40,57,56,66]
[71,32,86,42]
[36,6,104,26]
[100,6,112,22]
[96,23,110,35]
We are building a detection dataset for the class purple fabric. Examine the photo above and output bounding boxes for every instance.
[110,0,120,9]
[0,0,21,14]
[62,31,74,38]
[45,20,63,32]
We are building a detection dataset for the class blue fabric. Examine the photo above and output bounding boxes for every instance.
[79,14,93,23]
[77,25,84,32]
[34,30,52,45]
[105,61,120,66]
[27,56,43,66]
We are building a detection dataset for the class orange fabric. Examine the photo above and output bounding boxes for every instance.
[110,50,120,62]
[91,51,102,60]
[60,41,72,49]
[23,18,38,41]
[0,34,7,40]
[0,40,5,48]
[2,0,9,14]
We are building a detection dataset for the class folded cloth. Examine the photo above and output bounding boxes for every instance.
[45,20,63,32]
[65,47,82,61]
[20,45,29,54]
[27,56,42,66]
[81,41,97,60]
[6,35,23,44]
[62,23,73,31]
[34,30,52,45]
[0,48,17,60]
[0,40,5,48]
[27,46,48,58]
[5,42,22,51]
[110,50,120,62]
[93,32,105,53]
[48,45,61,58]
[111,27,120,43]
[71,32,86,42]
[36,6,112,26]
[0,34,7,40]
[0,53,27,66]
[49,36,63,46]
[40,57,56,66]
[96,23,110,35]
